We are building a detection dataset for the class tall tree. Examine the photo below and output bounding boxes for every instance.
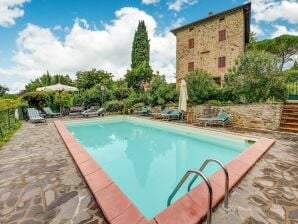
[250,34,298,70]
[131,20,150,69]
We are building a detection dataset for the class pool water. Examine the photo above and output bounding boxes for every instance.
[66,118,251,219]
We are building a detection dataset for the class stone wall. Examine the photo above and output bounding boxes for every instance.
[175,8,246,85]
[191,103,283,131]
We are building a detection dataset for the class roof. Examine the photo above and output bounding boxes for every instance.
[171,3,251,43]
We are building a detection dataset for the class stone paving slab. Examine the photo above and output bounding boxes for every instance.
[0,121,106,224]
[0,118,298,224]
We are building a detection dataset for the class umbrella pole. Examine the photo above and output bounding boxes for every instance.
[59,91,62,116]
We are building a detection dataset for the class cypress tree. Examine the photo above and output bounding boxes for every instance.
[131,20,150,69]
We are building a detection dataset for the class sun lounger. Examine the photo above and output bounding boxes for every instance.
[82,108,104,117]
[196,112,230,127]
[43,107,61,117]
[162,108,181,121]
[27,108,46,123]
[135,107,150,116]
[69,106,84,116]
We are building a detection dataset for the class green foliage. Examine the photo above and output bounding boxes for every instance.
[22,92,49,109]
[0,85,9,96]
[25,71,74,92]
[0,121,21,148]
[224,51,287,103]
[186,71,218,104]
[112,80,131,100]
[105,100,124,112]
[55,93,73,109]
[125,62,153,91]
[0,98,20,110]
[131,20,150,69]
[147,75,178,106]
[250,34,298,70]
[76,69,113,90]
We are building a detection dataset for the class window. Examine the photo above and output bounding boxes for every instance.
[188,38,194,49]
[219,17,225,22]
[188,62,194,72]
[219,30,226,41]
[218,56,226,68]
[189,27,194,32]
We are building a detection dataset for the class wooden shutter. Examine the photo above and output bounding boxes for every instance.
[188,62,194,72]
[219,30,226,41]
[218,57,226,68]
[188,38,194,49]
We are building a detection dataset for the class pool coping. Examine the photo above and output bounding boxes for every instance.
[54,118,275,224]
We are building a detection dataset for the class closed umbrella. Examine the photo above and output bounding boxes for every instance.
[37,83,78,115]
[178,79,188,112]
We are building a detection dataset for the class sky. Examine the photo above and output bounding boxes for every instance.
[0,0,298,93]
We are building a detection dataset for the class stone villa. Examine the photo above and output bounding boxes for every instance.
[171,3,251,86]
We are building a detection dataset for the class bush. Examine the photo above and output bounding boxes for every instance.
[105,100,124,112]
[22,92,49,109]
[186,70,218,104]
[224,51,287,103]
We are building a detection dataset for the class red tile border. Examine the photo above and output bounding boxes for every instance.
[54,120,275,224]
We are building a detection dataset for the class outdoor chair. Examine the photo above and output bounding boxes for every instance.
[69,106,84,116]
[196,112,230,127]
[82,107,104,117]
[135,107,150,116]
[27,108,46,123]
[42,107,61,117]
[162,108,182,121]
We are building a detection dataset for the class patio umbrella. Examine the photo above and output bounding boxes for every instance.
[37,83,78,115]
[178,79,188,112]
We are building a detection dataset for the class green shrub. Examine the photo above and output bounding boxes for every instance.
[224,51,287,103]
[186,70,218,104]
[22,92,49,109]
[105,100,124,112]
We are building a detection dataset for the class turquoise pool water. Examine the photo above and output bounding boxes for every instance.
[66,118,252,219]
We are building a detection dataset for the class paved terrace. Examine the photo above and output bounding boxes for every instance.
[0,118,297,224]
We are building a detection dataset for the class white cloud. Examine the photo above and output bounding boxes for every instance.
[142,0,160,5]
[251,24,264,36]
[272,25,298,38]
[0,7,176,88]
[0,0,30,27]
[53,25,62,31]
[251,0,298,24]
[168,0,198,12]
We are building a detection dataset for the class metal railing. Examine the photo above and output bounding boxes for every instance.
[0,108,16,139]
[167,169,213,224]
[288,82,298,100]
[188,158,229,210]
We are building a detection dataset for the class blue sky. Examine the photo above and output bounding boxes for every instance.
[0,0,298,92]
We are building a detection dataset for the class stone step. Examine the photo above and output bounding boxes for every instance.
[280,117,298,123]
[279,127,298,133]
[279,123,298,129]
[282,109,298,113]
[281,113,298,118]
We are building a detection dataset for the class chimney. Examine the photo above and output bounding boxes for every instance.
[208,12,213,16]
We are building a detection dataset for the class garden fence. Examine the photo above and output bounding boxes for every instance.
[0,107,16,139]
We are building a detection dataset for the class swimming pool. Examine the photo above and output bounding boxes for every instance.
[65,117,253,219]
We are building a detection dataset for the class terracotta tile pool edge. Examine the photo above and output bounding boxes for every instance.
[54,120,275,224]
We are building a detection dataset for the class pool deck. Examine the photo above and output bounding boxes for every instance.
[0,117,298,223]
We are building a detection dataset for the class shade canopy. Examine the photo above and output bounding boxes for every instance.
[36,83,78,92]
[178,79,188,112]
[36,83,78,115]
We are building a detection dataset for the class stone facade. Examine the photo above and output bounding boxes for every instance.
[171,3,251,86]
[192,103,283,131]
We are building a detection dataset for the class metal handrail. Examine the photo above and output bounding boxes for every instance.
[167,169,213,224]
[188,158,229,210]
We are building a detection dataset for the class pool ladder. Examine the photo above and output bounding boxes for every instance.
[167,159,230,224]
